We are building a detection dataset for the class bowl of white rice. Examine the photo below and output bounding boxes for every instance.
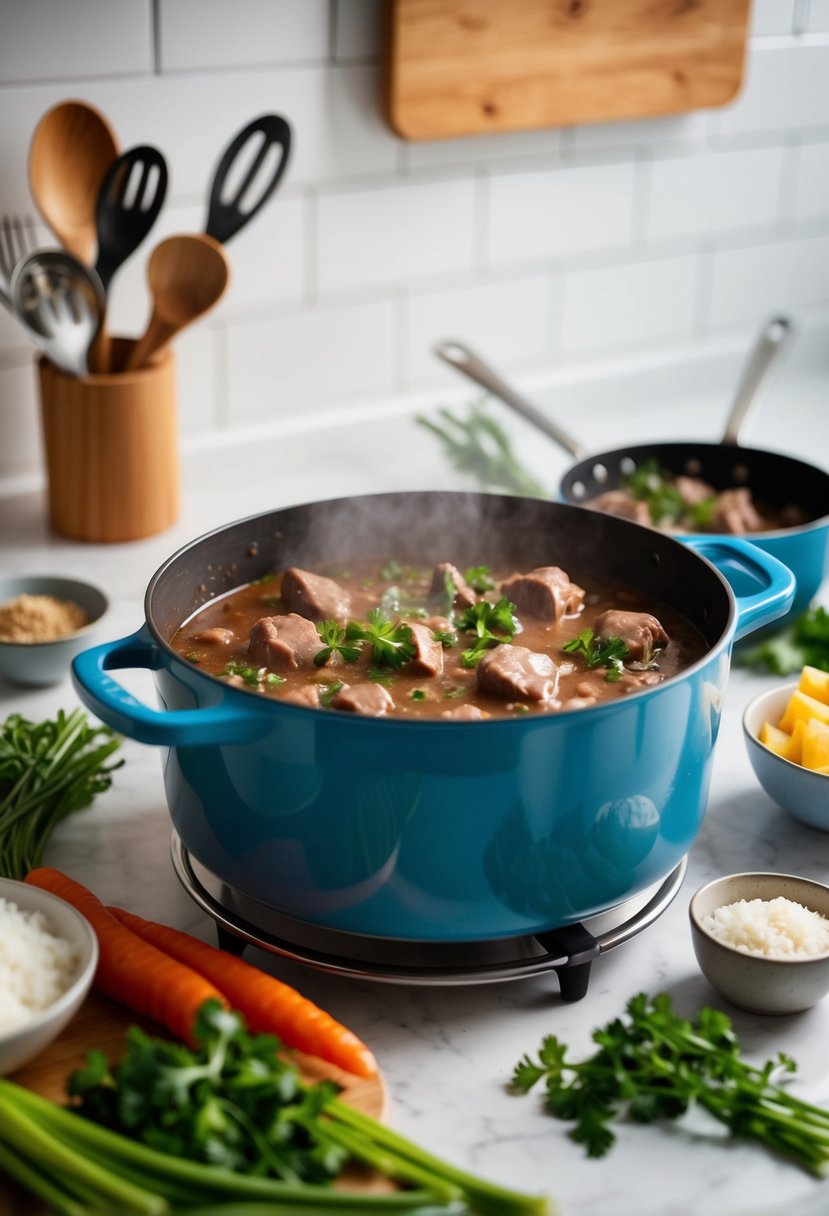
[689,872,829,1015]
[0,876,98,1075]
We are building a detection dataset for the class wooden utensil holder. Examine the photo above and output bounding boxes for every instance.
[38,339,180,543]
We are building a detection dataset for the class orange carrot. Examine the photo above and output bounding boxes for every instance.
[24,868,228,1047]
[109,905,378,1079]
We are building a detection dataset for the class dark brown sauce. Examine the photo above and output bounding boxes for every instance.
[171,559,708,720]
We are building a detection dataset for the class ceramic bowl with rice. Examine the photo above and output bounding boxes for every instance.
[689,872,829,1015]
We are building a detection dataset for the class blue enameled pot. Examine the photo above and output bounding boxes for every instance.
[72,493,795,942]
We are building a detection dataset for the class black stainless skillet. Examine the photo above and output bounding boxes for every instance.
[434,320,829,619]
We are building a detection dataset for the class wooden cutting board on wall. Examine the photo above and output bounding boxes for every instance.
[384,0,751,141]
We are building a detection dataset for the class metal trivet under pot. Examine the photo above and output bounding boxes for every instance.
[171,834,687,1001]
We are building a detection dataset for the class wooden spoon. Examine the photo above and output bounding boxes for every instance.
[125,234,230,372]
[29,100,119,265]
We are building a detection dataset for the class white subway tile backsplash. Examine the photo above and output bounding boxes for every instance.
[647,146,785,241]
[750,0,797,36]
[158,0,329,72]
[1,15,828,486]
[708,233,829,327]
[0,361,40,477]
[794,141,829,220]
[488,162,636,266]
[561,254,699,355]
[712,41,829,138]
[568,112,709,156]
[334,0,382,62]
[225,298,396,422]
[404,275,551,386]
[0,0,152,84]
[403,128,562,172]
[317,178,476,294]
[806,0,829,32]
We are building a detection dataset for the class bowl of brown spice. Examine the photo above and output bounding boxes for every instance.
[0,576,108,687]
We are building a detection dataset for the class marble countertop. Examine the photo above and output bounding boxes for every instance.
[1,386,828,1216]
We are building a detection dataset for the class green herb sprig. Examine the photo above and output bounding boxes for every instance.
[513,992,829,1177]
[0,709,122,881]
[346,610,415,669]
[624,458,717,530]
[221,662,285,689]
[464,565,495,594]
[417,403,547,499]
[562,628,629,682]
[456,598,518,668]
[314,620,362,667]
[739,605,829,675]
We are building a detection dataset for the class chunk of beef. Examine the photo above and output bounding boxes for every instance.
[710,488,764,535]
[500,566,584,622]
[674,476,715,507]
[194,627,236,645]
[590,490,653,527]
[281,567,351,622]
[477,645,559,702]
[441,704,486,720]
[407,621,444,678]
[249,613,321,672]
[280,686,321,709]
[429,563,477,610]
[594,610,669,662]
[331,683,395,716]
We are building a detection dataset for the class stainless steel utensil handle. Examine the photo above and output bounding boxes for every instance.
[434,340,588,460]
[721,316,793,446]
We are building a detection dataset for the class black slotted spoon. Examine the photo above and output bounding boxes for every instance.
[91,145,168,372]
[204,114,292,245]
[95,145,168,292]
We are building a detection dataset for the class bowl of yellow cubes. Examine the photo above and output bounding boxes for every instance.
[743,665,829,830]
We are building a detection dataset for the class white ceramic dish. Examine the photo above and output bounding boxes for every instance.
[0,575,109,687]
[689,872,829,1015]
[0,876,98,1075]
[743,682,829,831]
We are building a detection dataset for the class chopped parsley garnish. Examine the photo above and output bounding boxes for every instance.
[432,628,458,647]
[251,572,276,585]
[185,652,201,664]
[368,669,397,687]
[562,628,629,682]
[221,662,285,688]
[464,565,495,593]
[346,609,415,668]
[443,687,467,699]
[624,458,717,529]
[314,619,362,667]
[316,679,344,706]
[411,689,427,701]
[457,597,518,668]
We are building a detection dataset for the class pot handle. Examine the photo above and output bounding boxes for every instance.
[71,626,267,747]
[684,537,796,642]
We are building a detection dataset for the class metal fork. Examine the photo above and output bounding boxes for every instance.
[0,214,37,305]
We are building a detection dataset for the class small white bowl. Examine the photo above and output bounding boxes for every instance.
[0,575,109,688]
[743,682,829,832]
[0,877,98,1075]
[689,872,829,1015]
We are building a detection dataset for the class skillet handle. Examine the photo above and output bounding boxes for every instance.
[684,537,796,642]
[71,627,266,747]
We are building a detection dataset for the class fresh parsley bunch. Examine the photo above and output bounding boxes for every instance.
[514,992,829,1176]
[562,628,629,682]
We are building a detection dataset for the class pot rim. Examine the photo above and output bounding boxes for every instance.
[143,490,741,725]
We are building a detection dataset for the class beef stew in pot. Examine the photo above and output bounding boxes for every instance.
[172,556,707,719]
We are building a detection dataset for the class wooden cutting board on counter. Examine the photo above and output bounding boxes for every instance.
[2,992,390,1214]
[384,0,751,141]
